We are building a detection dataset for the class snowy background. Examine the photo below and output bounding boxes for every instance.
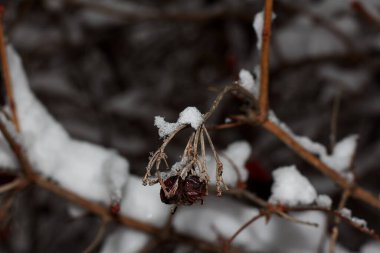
[0,0,380,252]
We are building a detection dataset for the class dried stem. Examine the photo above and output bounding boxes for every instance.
[0,11,20,131]
[329,188,351,253]
[257,0,273,122]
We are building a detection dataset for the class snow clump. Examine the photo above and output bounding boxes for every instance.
[269,165,317,206]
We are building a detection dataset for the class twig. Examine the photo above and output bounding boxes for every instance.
[0,177,27,194]
[329,188,351,253]
[0,9,20,131]
[224,212,265,250]
[257,0,273,123]
[329,92,341,153]
[83,218,108,253]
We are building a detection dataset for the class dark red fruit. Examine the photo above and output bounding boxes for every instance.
[160,175,206,206]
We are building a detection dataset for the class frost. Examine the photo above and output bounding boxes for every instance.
[268,110,358,174]
[269,165,317,206]
[0,46,129,206]
[316,194,332,208]
[253,11,276,50]
[154,107,203,138]
[207,141,251,186]
[239,69,259,99]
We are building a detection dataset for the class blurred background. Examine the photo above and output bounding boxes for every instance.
[1,0,380,252]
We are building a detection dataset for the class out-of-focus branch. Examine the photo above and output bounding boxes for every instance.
[64,0,254,22]
[352,0,380,30]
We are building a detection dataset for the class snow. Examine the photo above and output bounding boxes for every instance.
[174,196,325,252]
[207,141,251,186]
[316,194,332,208]
[351,217,367,227]
[154,107,203,138]
[361,240,380,253]
[121,176,170,227]
[269,165,317,206]
[268,110,358,174]
[177,107,203,129]
[0,46,129,206]
[238,69,259,99]
[339,208,352,218]
[253,11,276,51]
[154,116,180,138]
[101,229,150,253]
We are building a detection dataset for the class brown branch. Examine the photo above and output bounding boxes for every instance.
[0,11,20,132]
[258,119,380,210]
[257,0,273,123]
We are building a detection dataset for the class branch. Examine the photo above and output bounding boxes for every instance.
[257,0,274,122]
[258,119,380,210]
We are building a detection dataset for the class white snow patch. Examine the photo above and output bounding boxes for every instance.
[239,69,259,99]
[207,141,251,186]
[316,194,332,208]
[269,165,317,206]
[253,11,276,50]
[154,107,203,138]
[177,107,203,129]
[0,46,129,206]
[101,229,150,253]
[351,217,367,227]
[121,176,170,227]
[339,208,352,218]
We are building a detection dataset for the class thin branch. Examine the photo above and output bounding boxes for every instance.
[83,219,108,253]
[224,212,265,250]
[0,177,27,194]
[257,0,274,122]
[0,10,20,131]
